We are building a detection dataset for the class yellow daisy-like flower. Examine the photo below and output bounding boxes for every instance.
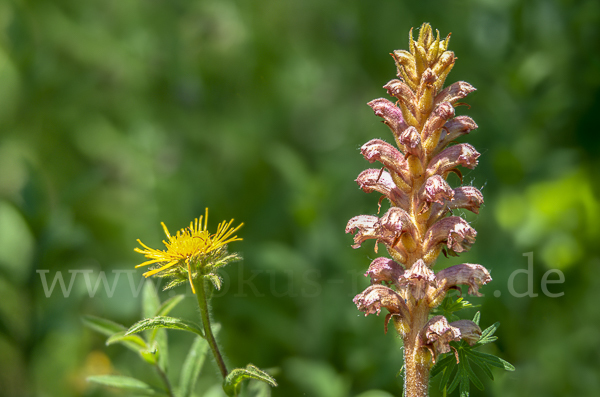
[134,208,243,294]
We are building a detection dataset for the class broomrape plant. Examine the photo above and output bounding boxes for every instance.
[346,23,514,396]
[84,209,277,397]
[82,22,513,397]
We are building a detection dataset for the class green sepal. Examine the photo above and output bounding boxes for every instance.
[205,273,223,291]
[179,336,210,397]
[87,375,168,396]
[223,364,277,396]
[125,316,204,338]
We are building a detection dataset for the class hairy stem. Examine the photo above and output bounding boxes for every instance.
[193,277,229,379]
[402,300,431,397]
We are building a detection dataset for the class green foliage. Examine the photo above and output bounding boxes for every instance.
[431,294,479,322]
[223,364,278,397]
[431,313,515,396]
[179,336,211,397]
[125,316,205,339]
[105,331,147,349]
[82,315,127,337]
[84,275,276,397]
[87,375,169,396]
[83,282,191,396]
[82,315,146,353]
[156,295,186,317]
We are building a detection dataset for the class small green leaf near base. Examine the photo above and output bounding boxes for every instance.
[223,364,277,396]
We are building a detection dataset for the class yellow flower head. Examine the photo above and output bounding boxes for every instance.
[135,208,242,293]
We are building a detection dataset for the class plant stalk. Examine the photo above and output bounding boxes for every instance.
[402,301,431,397]
[193,277,229,379]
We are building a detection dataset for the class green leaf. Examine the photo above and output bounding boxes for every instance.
[432,296,479,322]
[155,294,185,317]
[106,330,148,351]
[82,315,126,336]
[431,318,515,396]
[431,354,455,378]
[223,364,277,396]
[463,357,484,391]
[142,280,172,370]
[143,280,161,320]
[179,336,210,397]
[439,365,455,393]
[83,316,143,354]
[465,350,494,380]
[125,316,204,338]
[472,311,481,326]
[458,370,469,397]
[154,328,169,371]
[446,362,461,393]
[145,290,181,371]
[474,322,500,346]
[468,350,515,371]
[87,375,168,396]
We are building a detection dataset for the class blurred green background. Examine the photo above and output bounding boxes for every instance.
[1,0,599,396]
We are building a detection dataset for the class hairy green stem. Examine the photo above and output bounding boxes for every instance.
[194,277,229,379]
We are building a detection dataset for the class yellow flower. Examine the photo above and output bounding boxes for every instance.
[134,208,243,293]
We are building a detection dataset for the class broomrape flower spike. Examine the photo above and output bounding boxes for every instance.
[347,23,497,396]
[135,208,243,294]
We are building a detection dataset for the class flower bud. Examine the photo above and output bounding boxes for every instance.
[367,98,409,140]
[420,315,461,356]
[399,259,435,301]
[449,320,481,345]
[422,102,455,143]
[434,81,476,107]
[365,257,405,285]
[426,143,480,178]
[424,216,477,254]
[436,116,478,150]
[398,126,422,159]
[354,284,409,318]
[435,263,491,296]
[361,139,412,186]
[356,169,408,208]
